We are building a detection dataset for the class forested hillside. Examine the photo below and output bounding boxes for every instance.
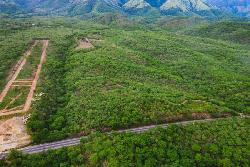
[0,16,249,166]
[2,17,249,143]
[0,17,249,143]
[0,0,245,17]
[1,117,249,166]
[186,21,250,44]
[205,0,250,17]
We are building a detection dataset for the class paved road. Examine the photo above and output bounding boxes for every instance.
[0,117,233,160]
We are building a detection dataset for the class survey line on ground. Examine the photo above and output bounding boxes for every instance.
[0,40,49,116]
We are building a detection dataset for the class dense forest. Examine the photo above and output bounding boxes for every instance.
[186,22,250,45]
[0,16,249,166]
[0,17,249,143]
[1,117,249,166]
[31,18,250,143]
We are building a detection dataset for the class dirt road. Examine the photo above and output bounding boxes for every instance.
[24,40,49,112]
[0,43,35,102]
[0,40,49,116]
[0,40,49,154]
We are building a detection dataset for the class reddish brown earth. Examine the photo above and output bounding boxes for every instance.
[0,40,49,116]
[24,40,48,112]
[0,49,33,102]
[0,117,31,152]
[0,40,49,152]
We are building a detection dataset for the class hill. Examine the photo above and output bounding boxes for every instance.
[0,0,225,17]
[1,17,248,143]
[2,0,250,17]
[186,21,250,44]
[0,9,249,166]
[205,0,250,17]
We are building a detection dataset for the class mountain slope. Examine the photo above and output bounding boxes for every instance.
[0,0,21,13]
[160,0,211,12]
[205,0,250,17]
[186,21,250,44]
[122,0,158,15]
[123,0,150,9]
[0,0,249,17]
[30,0,120,15]
[0,0,213,16]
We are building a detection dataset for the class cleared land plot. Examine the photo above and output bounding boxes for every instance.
[0,87,29,111]
[0,117,31,152]
[17,44,42,80]
[0,40,48,117]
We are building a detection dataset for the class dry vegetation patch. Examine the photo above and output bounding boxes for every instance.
[76,38,94,49]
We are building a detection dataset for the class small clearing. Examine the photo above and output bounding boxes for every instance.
[76,38,94,49]
[0,117,30,153]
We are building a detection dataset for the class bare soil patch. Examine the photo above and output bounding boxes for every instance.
[0,40,48,152]
[76,38,94,49]
[0,117,30,152]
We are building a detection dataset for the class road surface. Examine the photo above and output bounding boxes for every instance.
[0,117,234,159]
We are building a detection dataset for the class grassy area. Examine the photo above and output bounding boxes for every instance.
[17,43,43,80]
[0,87,30,110]
[0,41,43,111]
[0,32,28,92]
[1,117,249,166]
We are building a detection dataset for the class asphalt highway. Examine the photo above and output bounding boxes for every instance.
[0,117,238,159]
